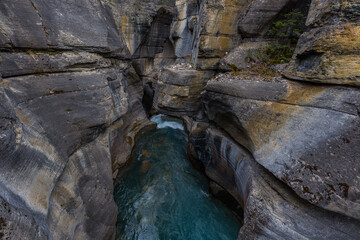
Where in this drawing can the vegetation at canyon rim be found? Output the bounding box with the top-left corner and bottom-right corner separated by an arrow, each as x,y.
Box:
247,9 -> 306,65
230,9 -> 306,79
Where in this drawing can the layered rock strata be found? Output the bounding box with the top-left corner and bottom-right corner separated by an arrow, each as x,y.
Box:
284,0 -> 360,85
152,66 -> 214,116
0,0 -> 360,239
188,124 -> 360,239
202,75 -> 360,220
0,0 -> 151,239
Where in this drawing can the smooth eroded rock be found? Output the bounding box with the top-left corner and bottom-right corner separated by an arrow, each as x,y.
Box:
203,76 -> 360,220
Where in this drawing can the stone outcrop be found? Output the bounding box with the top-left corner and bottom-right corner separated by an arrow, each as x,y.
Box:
187,124 -> 360,239
171,0 -> 200,59
196,0 -> 244,70
201,75 -> 360,220
184,0 -> 360,236
0,0 -> 151,239
219,41 -> 269,71
284,0 -> 360,86
238,0 -> 297,37
0,0 -> 130,57
151,66 -> 214,116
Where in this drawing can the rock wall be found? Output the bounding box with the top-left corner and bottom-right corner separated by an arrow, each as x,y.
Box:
284,0 -> 360,85
185,0 -> 360,239
0,0 -> 359,239
187,123 -> 360,239
0,0 -> 152,239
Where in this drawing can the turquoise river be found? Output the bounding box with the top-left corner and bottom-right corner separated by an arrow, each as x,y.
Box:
114,115 -> 241,240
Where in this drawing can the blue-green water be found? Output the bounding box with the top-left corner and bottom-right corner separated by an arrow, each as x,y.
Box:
114,115 -> 240,240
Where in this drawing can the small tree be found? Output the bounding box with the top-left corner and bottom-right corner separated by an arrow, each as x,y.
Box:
260,9 -> 306,65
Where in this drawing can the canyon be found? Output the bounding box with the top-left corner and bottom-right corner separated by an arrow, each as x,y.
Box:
0,0 -> 359,239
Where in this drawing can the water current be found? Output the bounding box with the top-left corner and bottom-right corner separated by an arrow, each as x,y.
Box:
114,115 -> 240,240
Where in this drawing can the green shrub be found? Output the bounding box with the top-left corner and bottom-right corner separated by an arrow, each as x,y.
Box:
255,9 -> 306,65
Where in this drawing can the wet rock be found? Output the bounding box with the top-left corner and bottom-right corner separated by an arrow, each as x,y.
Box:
109,67 -> 154,172
0,1 -> 152,238
140,161 -> 152,174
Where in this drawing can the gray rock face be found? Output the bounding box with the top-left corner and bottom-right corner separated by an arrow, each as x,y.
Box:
284,0 -> 360,86
171,0 -> 200,58
110,67 -> 155,173
131,7 -> 175,76
1,0 -> 360,239
110,0 -> 175,56
219,41 -> 269,71
0,0 -> 151,239
132,8 -> 174,59
188,124 -> 360,239
0,65 -> 130,238
0,0 -> 130,58
202,76 -> 360,220
0,197 -> 46,240
238,0 -> 297,37
306,0 -> 360,27
152,66 -> 214,116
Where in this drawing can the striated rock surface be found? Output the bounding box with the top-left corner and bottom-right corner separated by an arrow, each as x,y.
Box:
1,0 -> 360,239
196,0 -> 244,70
0,197 -> 46,240
219,41 -> 269,71
188,124 -> 360,239
171,0 -> 200,59
0,0 -> 130,57
0,0 -> 150,239
284,0 -> 360,86
238,0 -> 297,37
202,76 -> 360,220
152,66 -> 214,116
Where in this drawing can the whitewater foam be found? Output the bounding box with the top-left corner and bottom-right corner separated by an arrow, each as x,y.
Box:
150,114 -> 184,130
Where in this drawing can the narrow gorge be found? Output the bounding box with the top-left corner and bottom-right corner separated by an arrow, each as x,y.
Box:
0,0 -> 359,239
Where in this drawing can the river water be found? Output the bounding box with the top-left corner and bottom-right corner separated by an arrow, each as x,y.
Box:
114,115 -> 240,240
